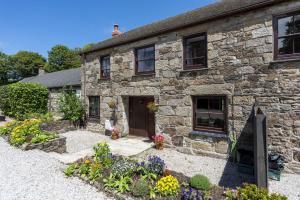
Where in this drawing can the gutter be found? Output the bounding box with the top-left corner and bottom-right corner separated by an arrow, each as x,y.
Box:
80,0 -> 285,55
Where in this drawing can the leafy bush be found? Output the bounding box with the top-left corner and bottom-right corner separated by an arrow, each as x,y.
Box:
131,179 -> 149,197
58,90 -> 85,123
0,85 -> 9,113
78,159 -> 91,177
136,162 -> 157,183
0,120 -> 20,136
89,162 -> 103,181
104,174 -> 132,193
9,119 -> 57,146
24,112 -> 54,124
93,142 -> 113,168
190,174 -> 211,191
156,175 -> 180,197
224,184 -> 287,200
111,158 -> 136,178
64,163 -> 78,177
1,83 -> 48,120
30,133 -> 57,144
147,155 -> 165,175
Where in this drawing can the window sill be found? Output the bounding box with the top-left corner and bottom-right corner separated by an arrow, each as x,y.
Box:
133,73 -> 155,77
87,117 -> 100,122
189,130 -> 228,139
180,68 -> 209,72
269,58 -> 300,69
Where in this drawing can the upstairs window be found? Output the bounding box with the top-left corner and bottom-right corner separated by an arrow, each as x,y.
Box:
100,55 -> 110,79
135,45 -> 155,74
88,96 -> 100,118
184,33 -> 207,69
193,96 -> 226,133
274,12 -> 300,60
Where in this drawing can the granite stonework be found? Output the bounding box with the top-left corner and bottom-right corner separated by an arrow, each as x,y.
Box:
81,1 -> 300,173
21,136 -> 66,153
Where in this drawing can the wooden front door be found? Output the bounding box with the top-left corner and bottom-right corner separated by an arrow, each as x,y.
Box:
129,96 -> 155,138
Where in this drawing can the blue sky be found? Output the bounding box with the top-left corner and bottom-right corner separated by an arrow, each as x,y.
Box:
0,0 -> 216,58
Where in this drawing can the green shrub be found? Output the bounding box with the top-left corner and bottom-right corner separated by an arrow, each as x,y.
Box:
64,163 -> 78,177
89,162 -> 103,181
24,112 -> 54,124
190,174 -> 211,191
237,184 -> 287,200
58,90 -> 85,123
131,179 -> 149,197
0,83 -> 48,120
30,133 -> 57,144
78,159 -> 91,176
0,86 -> 9,114
224,184 -> 287,200
0,120 -> 20,136
93,142 -> 113,168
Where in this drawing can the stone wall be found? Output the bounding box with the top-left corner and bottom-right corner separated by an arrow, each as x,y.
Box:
82,1 -> 300,173
22,136 -> 66,153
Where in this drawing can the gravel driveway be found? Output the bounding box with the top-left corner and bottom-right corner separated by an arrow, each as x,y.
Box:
0,138 -> 113,200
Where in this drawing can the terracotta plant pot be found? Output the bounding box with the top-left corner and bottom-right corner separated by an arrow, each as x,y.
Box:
111,134 -> 119,140
156,142 -> 164,150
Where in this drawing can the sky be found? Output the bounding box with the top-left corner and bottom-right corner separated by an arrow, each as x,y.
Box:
0,0 -> 216,58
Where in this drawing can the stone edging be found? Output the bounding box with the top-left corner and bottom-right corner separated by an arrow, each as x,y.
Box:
21,136 -> 67,153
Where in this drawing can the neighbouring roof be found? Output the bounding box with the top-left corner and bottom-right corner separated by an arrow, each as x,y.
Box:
81,0 -> 285,55
20,68 -> 81,88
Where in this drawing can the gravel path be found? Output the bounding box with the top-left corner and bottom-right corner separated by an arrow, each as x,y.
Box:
0,138 -> 114,200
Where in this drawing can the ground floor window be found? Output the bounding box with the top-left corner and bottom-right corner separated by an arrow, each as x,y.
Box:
193,96 -> 226,133
88,96 -> 100,118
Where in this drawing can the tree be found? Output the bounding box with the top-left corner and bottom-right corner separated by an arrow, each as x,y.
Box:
12,51 -> 46,78
45,45 -> 81,72
0,52 -> 10,85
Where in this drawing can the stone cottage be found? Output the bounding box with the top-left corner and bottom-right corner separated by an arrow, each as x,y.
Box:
80,0 -> 300,174
21,68 -> 81,116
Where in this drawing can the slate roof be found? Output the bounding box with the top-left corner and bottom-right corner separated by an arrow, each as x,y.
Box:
81,0 -> 285,55
20,68 -> 81,89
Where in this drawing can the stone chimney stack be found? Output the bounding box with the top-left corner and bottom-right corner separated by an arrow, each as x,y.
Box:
112,24 -> 121,37
38,65 -> 45,75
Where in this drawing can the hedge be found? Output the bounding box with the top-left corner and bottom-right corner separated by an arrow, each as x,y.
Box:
0,82 -> 48,120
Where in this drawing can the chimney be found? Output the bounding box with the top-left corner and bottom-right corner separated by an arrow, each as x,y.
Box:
112,24 -> 121,37
38,64 -> 45,75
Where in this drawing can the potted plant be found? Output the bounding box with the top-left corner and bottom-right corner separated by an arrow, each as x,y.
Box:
111,128 -> 120,140
108,100 -> 117,110
147,102 -> 159,113
152,134 -> 165,150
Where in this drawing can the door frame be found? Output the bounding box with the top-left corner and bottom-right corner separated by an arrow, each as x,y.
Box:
129,96 -> 155,138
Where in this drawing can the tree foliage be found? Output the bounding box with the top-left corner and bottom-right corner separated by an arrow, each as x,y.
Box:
0,52 -> 13,85
12,51 -> 46,77
0,82 -> 48,120
45,45 -> 81,72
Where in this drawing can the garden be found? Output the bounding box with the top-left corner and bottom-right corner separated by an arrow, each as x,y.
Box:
64,142 -> 287,200
0,82 -> 82,153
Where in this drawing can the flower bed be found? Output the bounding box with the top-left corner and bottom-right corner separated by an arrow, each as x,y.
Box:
64,142 -> 288,200
0,118 -> 66,153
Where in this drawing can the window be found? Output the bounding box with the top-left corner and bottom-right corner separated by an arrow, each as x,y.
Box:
100,55 -> 110,79
135,45 -> 155,74
193,96 -> 226,133
274,12 -> 300,60
88,96 -> 100,118
184,33 -> 207,69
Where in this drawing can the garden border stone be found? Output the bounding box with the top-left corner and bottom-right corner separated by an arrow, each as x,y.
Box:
21,136 -> 66,153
